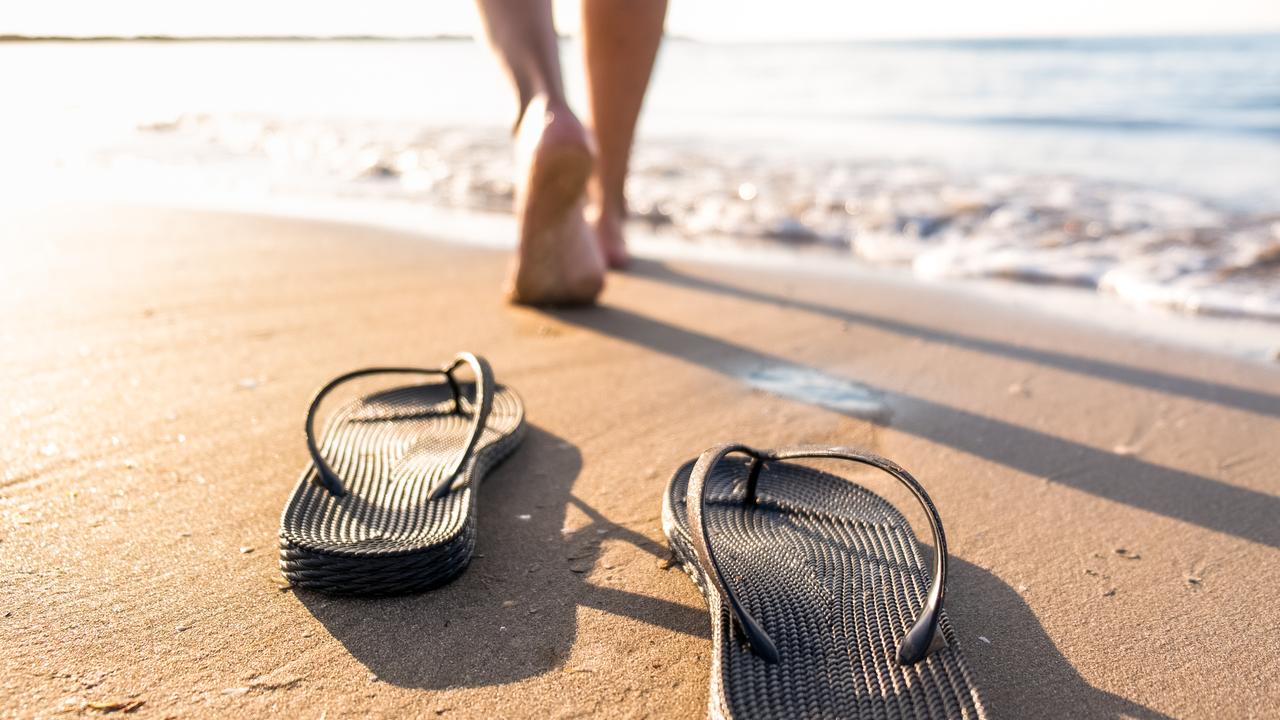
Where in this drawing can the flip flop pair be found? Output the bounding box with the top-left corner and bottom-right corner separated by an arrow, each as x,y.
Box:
278,355 -> 985,718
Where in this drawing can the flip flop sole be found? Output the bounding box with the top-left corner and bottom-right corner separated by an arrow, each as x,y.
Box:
663,455 -> 986,720
280,381 -> 524,595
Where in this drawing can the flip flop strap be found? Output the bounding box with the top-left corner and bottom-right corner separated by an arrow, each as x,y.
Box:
685,443 -> 948,666
304,352 -> 496,500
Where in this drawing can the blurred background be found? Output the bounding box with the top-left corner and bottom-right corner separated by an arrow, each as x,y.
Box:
3,0 -> 1279,325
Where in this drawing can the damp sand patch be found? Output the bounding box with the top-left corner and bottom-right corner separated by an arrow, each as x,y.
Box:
740,364 -> 891,422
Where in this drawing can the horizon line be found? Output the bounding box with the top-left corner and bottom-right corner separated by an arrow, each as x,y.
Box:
2,29 -> 1279,44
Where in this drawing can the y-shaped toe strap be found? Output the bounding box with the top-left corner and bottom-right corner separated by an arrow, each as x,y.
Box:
304,352 -> 495,500
685,443 -> 947,666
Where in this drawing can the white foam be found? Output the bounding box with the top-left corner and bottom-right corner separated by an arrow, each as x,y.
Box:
56,113 -> 1276,327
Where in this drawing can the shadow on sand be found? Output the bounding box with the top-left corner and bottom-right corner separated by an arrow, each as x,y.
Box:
629,259 -> 1280,421
298,425 -> 705,689
551,273 -> 1280,552
949,557 -> 1172,719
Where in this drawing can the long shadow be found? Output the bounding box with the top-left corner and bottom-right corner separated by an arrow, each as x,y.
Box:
298,425 -> 707,689
551,304 -> 1280,550
949,558 -> 1171,719
294,434 -> 1173,716
630,259 -> 1280,420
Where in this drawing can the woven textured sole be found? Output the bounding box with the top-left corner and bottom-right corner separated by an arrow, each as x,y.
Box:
279,381 -> 525,595
663,456 -> 987,720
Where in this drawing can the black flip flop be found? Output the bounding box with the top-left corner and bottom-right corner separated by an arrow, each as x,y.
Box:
663,443 -> 986,719
279,352 -> 525,595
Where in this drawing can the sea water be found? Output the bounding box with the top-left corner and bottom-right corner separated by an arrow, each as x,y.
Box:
2,35 -> 1278,321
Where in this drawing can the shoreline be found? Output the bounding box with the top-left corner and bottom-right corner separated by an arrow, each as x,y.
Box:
16,190 -> 1278,365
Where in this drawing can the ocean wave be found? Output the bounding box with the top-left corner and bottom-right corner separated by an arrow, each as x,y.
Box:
128,113 -> 1280,323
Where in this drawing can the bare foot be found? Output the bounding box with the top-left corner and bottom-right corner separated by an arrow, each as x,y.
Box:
506,96 -> 605,306
587,198 -> 630,270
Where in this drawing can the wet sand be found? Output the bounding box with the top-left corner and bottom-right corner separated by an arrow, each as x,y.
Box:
2,205 -> 1278,719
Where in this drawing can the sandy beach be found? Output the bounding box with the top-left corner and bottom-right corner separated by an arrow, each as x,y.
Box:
2,205 -> 1278,719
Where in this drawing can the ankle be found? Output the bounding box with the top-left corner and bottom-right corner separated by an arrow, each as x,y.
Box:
515,91 -> 572,132
588,182 -> 626,221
